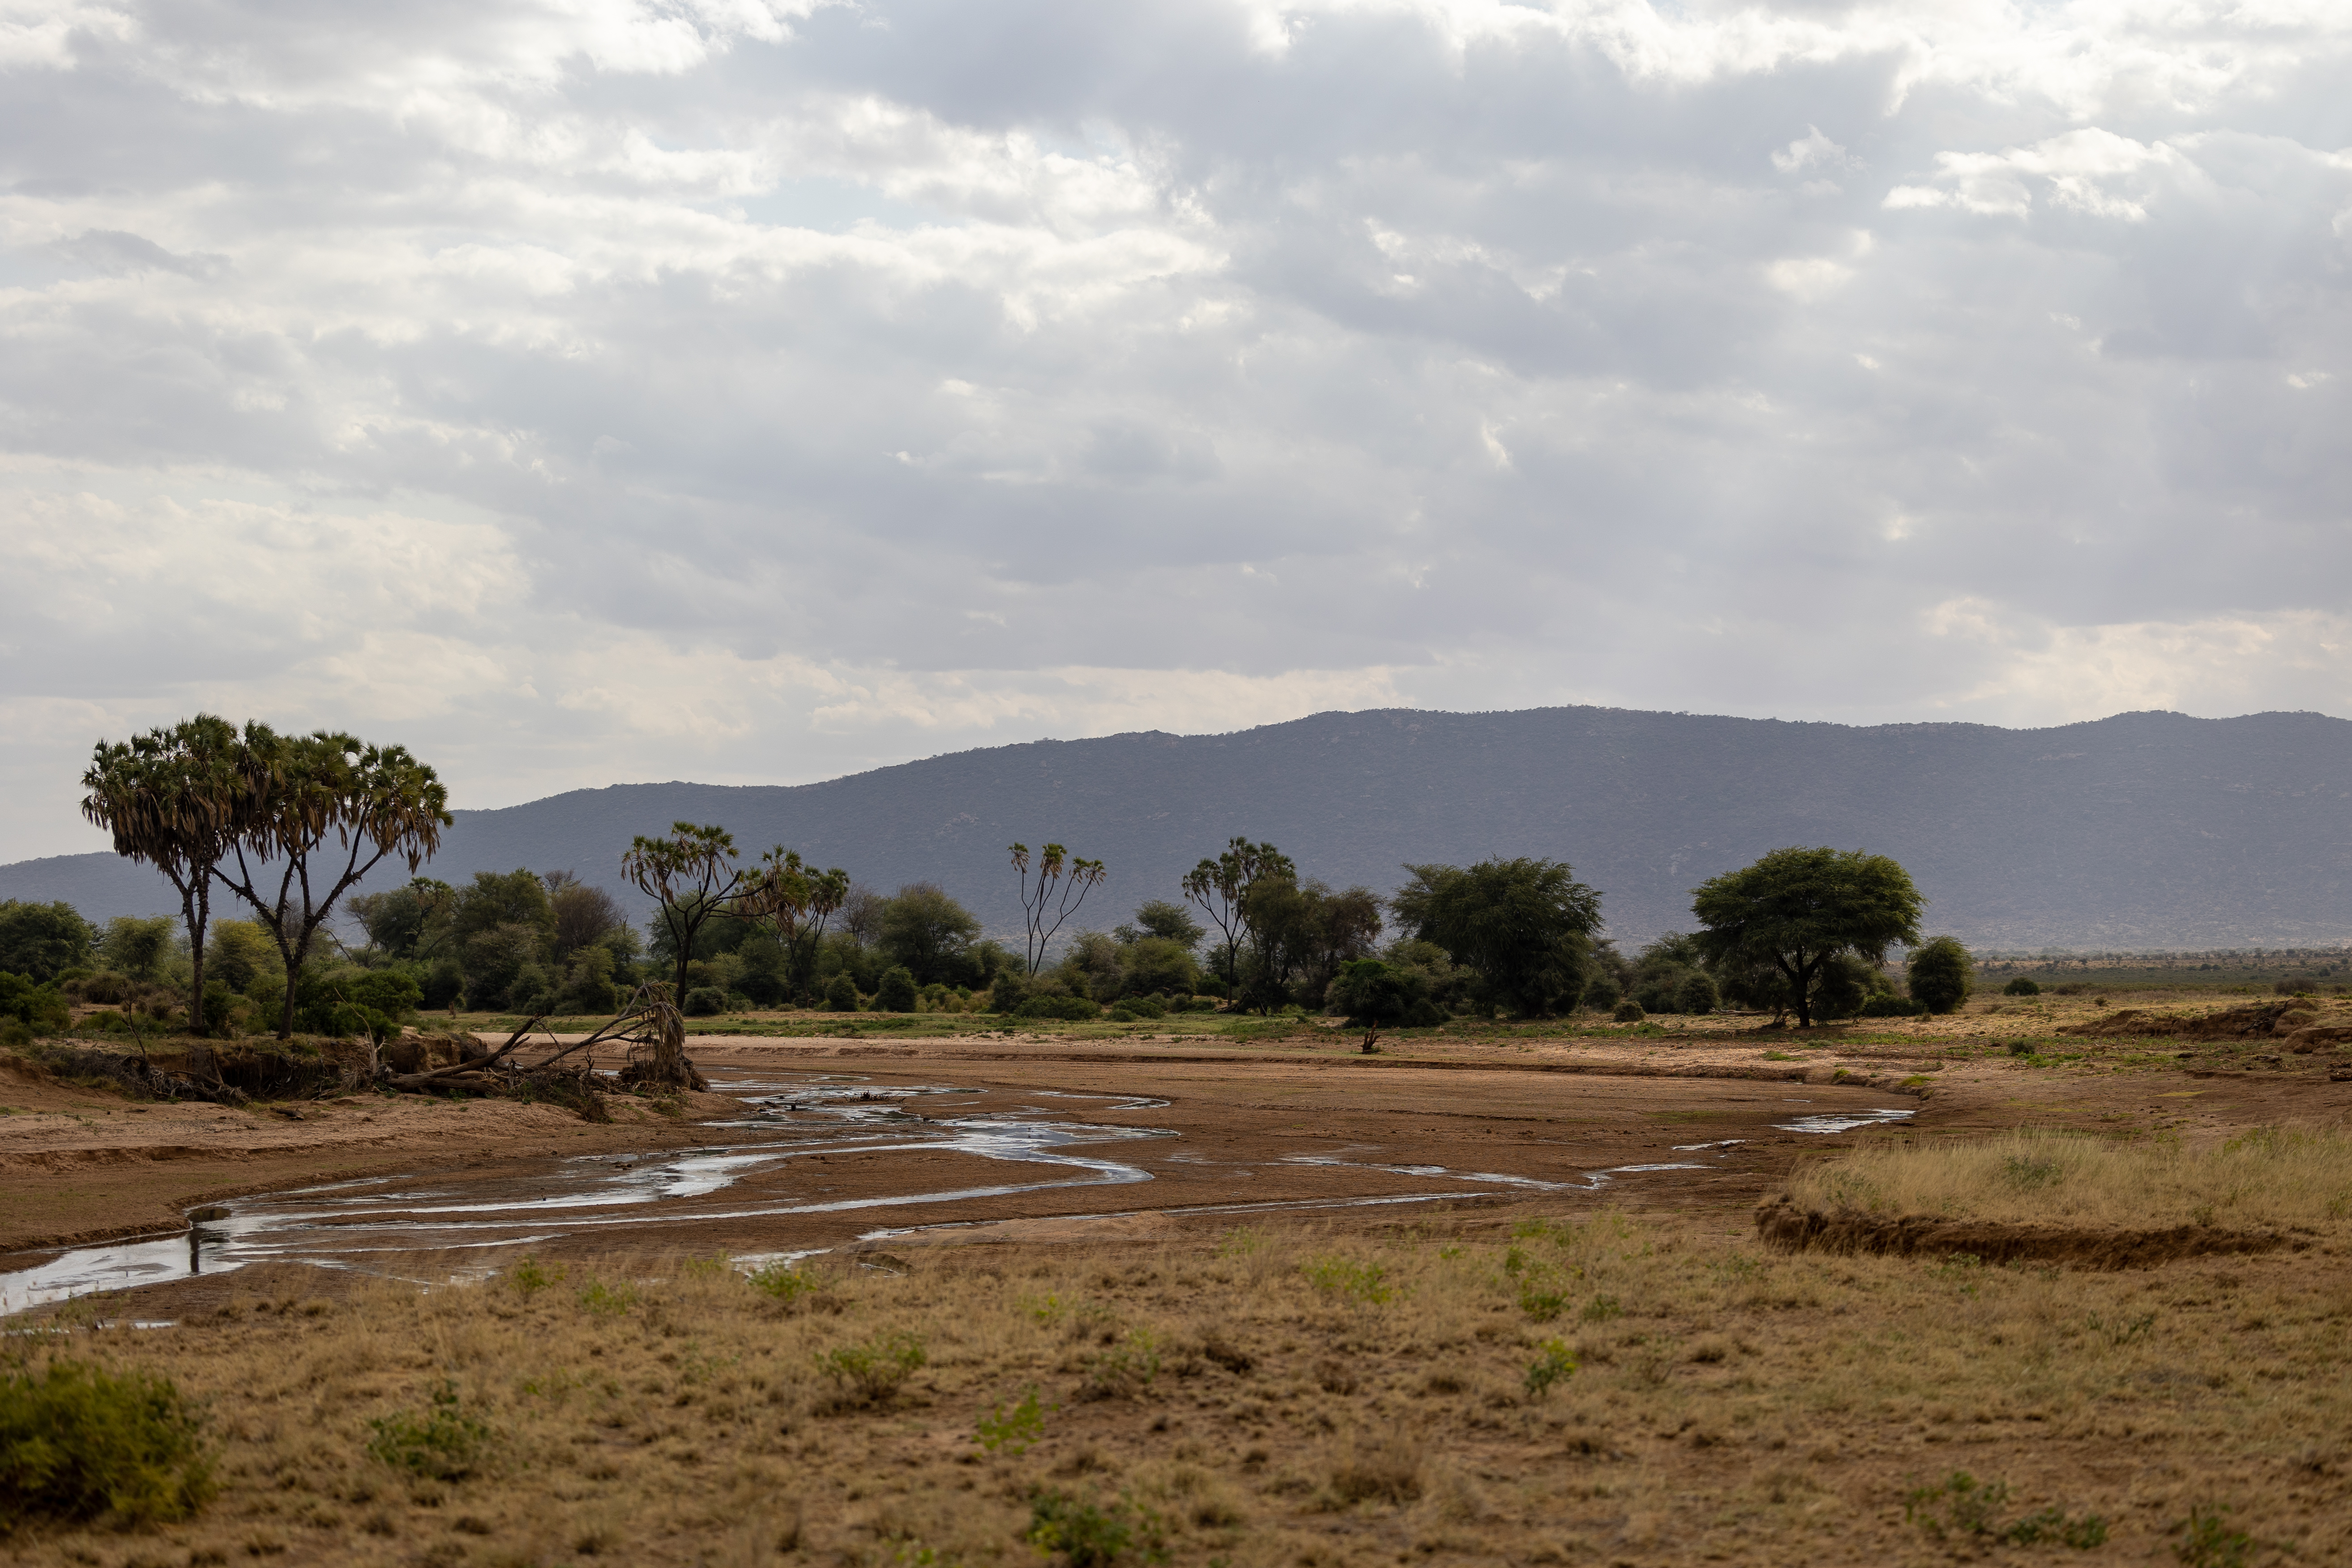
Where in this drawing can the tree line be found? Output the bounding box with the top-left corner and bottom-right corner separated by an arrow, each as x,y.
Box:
8,714 -> 1981,1046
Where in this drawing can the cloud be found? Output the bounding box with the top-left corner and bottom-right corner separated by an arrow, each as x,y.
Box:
1,0 -> 2350,860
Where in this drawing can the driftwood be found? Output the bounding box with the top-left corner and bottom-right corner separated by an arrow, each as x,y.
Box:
380,989 -> 702,1104
382,1016 -> 544,1091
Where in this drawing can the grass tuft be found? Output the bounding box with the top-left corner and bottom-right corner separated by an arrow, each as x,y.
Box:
0,1358 -> 214,1527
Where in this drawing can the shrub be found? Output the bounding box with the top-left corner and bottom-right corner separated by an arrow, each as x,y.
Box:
364,1381 -> 488,1480
975,1384 -> 1050,1455
1524,1339 -> 1578,1398
0,971 -> 71,1037
822,974 -> 861,1012
1858,993 -> 1928,1017
1017,993 -> 1102,1021
1300,1256 -> 1393,1305
1026,1488 -> 1164,1568
0,1359 -> 214,1526
682,986 -> 726,1017
873,965 -> 918,1013
815,1331 -> 926,1406
1611,1000 -> 1645,1023
1676,971 -> 1720,1014
2002,976 -> 2041,996
746,1261 -> 817,1306
1907,936 -> 1974,1014
507,1257 -> 565,1297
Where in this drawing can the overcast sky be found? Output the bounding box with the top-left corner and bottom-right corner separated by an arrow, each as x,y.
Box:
3,0 -> 2348,862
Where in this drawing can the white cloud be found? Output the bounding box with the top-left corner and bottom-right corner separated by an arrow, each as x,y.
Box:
3,0 -> 2352,860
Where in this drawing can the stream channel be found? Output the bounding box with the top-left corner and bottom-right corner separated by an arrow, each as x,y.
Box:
1,1072 -> 1912,1316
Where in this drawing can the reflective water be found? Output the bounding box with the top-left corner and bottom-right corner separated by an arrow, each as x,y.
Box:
0,1072 -> 1913,1313
1774,1108 -> 1916,1135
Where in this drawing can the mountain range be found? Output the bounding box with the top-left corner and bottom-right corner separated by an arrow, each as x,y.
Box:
5,705 -> 2348,951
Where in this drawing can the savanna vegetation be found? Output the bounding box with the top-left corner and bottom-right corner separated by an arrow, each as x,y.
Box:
8,1125 -> 2348,1566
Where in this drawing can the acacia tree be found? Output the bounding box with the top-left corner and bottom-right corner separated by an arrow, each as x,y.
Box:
1689,846 -> 1924,1028
623,822 -> 754,1007
214,726 -> 453,1040
746,847 -> 850,1004
81,715 -> 268,1034
1180,837 -> 1294,996
1009,842 -> 1107,975
1390,857 -> 1602,1018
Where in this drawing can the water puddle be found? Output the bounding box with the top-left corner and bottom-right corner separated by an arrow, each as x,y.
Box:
2,1071 -> 1861,1313
1774,1108 -> 1916,1134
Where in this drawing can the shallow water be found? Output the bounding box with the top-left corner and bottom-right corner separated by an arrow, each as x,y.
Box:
0,1073 -> 1911,1313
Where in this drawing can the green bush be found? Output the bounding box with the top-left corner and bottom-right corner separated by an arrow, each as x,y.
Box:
683,986 -> 726,1017
0,1359 -> 214,1526
1907,936 -> 1974,1015
1676,971 -> 1720,1014
1026,1487 -> 1164,1568
874,966 -> 919,1013
1859,993 -> 1929,1018
1016,993 -> 1101,1021
814,1331 -> 926,1406
1611,999 -> 1645,1023
822,974 -> 861,1012
0,971 -> 71,1037
364,1381 -> 488,1480
2002,976 -> 2041,996
1524,1339 -> 1578,1398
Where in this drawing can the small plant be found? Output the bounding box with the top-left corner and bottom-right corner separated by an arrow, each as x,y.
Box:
576,1278 -> 636,1316
815,1331 -> 927,1406
1215,1227 -> 1265,1259
364,1381 -> 489,1480
1523,1339 -> 1578,1398
1300,1256 -> 1393,1305
508,1256 -> 565,1297
747,1261 -> 815,1304
1026,1487 -> 1166,1568
975,1383 -> 1051,1455
2004,976 -> 2041,996
0,1359 -> 214,1525
1612,1000 -> 1645,1023
1579,1294 -> 1623,1323
1905,1471 -> 2107,1549
2175,1504 -> 2253,1568
1083,1331 -> 1163,1398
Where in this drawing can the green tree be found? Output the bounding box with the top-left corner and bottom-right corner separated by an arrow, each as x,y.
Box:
97,916 -> 176,981
1390,858 -> 1602,1018
0,901 -> 95,983
1325,957 -> 1435,1053
877,883 -> 984,986
80,714 -> 264,1030
1907,936 -> 1975,1015
1116,900 -> 1204,950
744,848 -> 850,1005
543,872 -> 625,956
623,822 -> 754,1009
348,876 -> 457,961
1180,838 -> 1294,997
1235,878 -> 1383,1013
874,965 -> 919,1012
1689,847 -> 1924,1029
210,727 -> 453,1040
1009,842 -> 1107,975
204,919 -> 280,993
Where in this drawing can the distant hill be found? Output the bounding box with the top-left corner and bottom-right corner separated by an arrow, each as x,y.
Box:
6,706 -> 2349,951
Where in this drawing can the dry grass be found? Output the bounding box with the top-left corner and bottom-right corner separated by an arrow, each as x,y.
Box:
1786,1126 -> 2352,1232
5,1207 -> 2351,1567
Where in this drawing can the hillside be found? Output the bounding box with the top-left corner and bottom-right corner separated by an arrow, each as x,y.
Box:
6,706 -> 2348,950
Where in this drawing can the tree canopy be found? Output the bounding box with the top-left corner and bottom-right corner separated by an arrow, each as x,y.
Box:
1689,847 -> 1924,1027
624,822 -> 753,1010
1390,858 -> 1601,1017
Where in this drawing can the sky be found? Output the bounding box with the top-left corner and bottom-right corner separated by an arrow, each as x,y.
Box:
3,0 -> 2349,863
